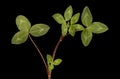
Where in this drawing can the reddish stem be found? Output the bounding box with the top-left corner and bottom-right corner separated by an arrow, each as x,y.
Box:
29,34 -> 64,79
47,35 -> 64,79
52,35 -> 64,60
28,35 -> 48,71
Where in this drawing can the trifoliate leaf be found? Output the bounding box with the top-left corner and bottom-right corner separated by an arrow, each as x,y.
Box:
81,29 -> 92,47
70,13 -> 80,25
88,22 -> 109,34
30,24 -> 50,37
16,15 -> 31,32
61,23 -> 68,36
69,25 -> 75,37
53,59 -> 62,66
81,6 -> 93,27
73,24 -> 84,31
52,13 -> 65,24
64,5 -> 73,21
11,31 -> 28,44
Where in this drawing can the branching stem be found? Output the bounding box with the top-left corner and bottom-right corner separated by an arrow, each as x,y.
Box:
29,34 -> 64,79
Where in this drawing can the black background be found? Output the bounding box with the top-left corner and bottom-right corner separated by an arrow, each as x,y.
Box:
1,0 -> 119,79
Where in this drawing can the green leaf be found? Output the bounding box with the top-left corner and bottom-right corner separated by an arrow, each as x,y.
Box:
16,15 -> 31,32
11,31 -> 28,44
64,5 -> 73,21
61,23 -> 68,36
69,25 -> 75,37
48,64 -> 54,71
81,29 -> 92,47
73,24 -> 84,31
52,13 -> 65,24
30,24 -> 50,37
88,22 -> 109,34
46,54 -> 53,62
81,6 -> 93,27
70,13 -> 80,25
46,54 -> 54,71
53,59 -> 62,66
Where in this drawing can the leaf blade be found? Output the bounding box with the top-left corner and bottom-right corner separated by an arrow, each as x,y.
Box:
11,31 -> 28,44
52,13 -> 65,24
88,22 -> 109,34
81,6 -> 93,27
53,59 -> 62,66
46,54 -> 54,71
81,29 -> 92,47
30,24 -> 50,37
69,25 -> 75,37
64,5 -> 73,21
16,15 -> 31,32
61,23 -> 68,36
70,13 -> 80,25
73,24 -> 84,32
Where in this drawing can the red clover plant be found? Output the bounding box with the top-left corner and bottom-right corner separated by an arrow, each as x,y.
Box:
11,5 -> 108,79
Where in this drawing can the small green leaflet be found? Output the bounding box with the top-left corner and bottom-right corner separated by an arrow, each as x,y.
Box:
46,54 -> 54,71
16,15 -> 31,32
30,24 -> 50,37
46,54 -> 62,71
81,29 -> 92,47
11,31 -> 28,44
64,5 -> 73,21
70,13 -> 80,25
81,6 -> 93,27
52,13 -> 65,24
73,24 -> 84,32
46,54 -> 52,62
88,22 -> 109,34
53,59 -> 62,66
61,24 -> 68,36
69,25 -> 75,37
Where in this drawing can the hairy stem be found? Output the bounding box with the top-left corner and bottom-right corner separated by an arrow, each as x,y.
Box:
28,35 -> 47,69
